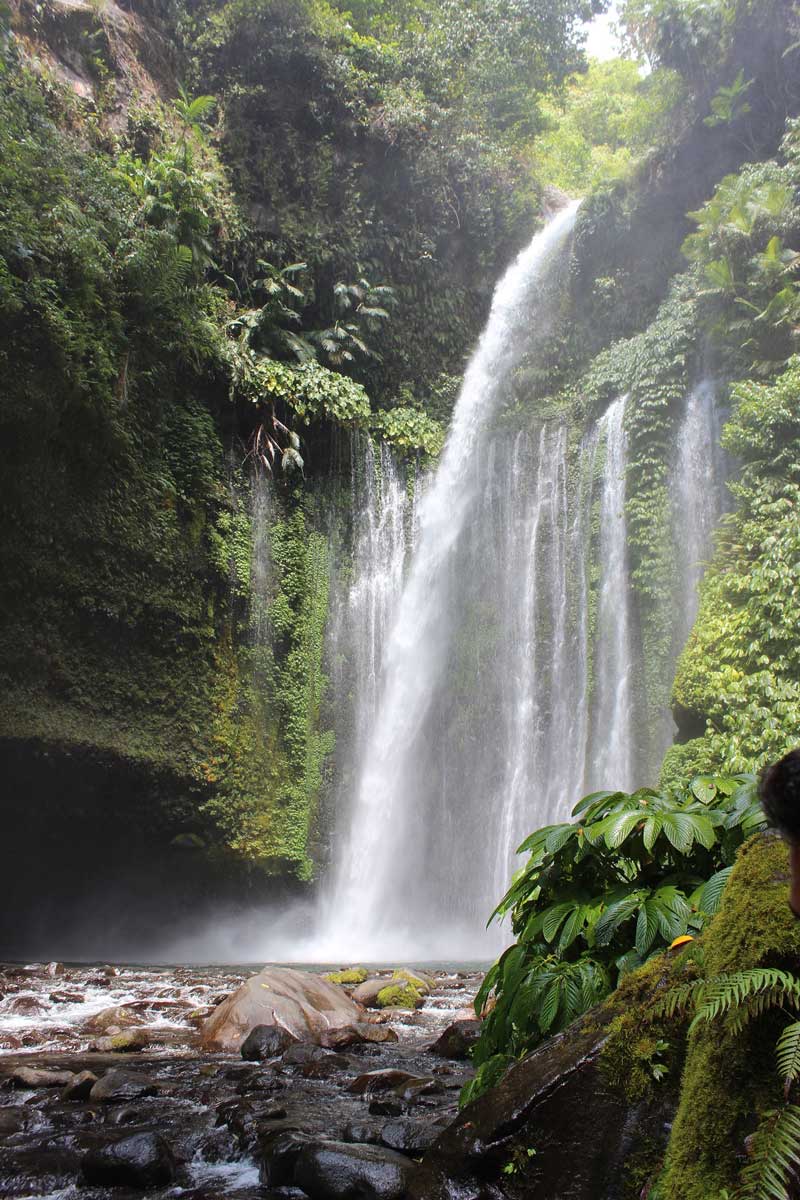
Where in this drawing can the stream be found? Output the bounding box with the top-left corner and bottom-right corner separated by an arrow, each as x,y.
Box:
0,961 -> 482,1199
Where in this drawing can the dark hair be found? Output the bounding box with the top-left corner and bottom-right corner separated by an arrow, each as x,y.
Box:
760,749 -> 800,841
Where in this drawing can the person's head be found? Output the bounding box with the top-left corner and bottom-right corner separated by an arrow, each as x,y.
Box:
760,749 -> 800,841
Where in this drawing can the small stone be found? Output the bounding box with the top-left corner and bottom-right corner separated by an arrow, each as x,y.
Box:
81,1131 -> 175,1188
62,1070 -> 98,1101
241,1024 -> 297,1061
369,1100 -> 404,1118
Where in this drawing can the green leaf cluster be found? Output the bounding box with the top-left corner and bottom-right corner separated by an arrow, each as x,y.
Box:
465,773 -> 764,1103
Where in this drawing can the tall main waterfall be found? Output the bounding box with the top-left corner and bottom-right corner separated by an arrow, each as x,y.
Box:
304,219 -> 729,962
317,205 -> 582,959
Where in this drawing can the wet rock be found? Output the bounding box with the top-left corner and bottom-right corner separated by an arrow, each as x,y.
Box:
7,994 -> 47,1015
396,1077 -> 445,1104
282,1043 -> 337,1067
407,1019 -> 633,1200
360,1025 -> 399,1045
216,1099 -> 260,1151
45,962 -> 64,977
380,1119 -> 440,1156
351,978 -> 390,1007
429,1019 -> 481,1060
0,1033 -> 22,1050
11,1066 -> 75,1088
104,1104 -> 145,1126
86,1005 -> 144,1032
242,1023 -> 298,1061
49,990 -> 85,1004
62,1070 -> 99,1101
319,1025 -> 368,1050
260,1129 -> 316,1188
300,1057 -> 351,1081
89,1068 -> 159,1102
0,1105 -> 32,1135
342,1122 -> 383,1145
260,1101 -> 289,1121
81,1131 -> 176,1188
89,1030 -> 148,1053
368,1100 -> 404,1118
200,967 -> 363,1053
294,1139 -> 417,1200
347,1070 -> 420,1096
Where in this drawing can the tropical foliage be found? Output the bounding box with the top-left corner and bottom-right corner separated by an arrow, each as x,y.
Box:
463,773 -> 764,1104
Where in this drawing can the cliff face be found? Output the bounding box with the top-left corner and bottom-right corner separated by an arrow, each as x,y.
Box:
1,0 -> 800,950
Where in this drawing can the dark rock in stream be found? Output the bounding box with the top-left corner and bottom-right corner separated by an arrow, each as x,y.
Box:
380,1119 -> 441,1155
294,1140 -> 418,1200
260,1130 -> 317,1188
81,1131 -> 176,1188
11,1066 -> 74,1088
62,1070 -> 98,1101
89,1068 -> 159,1102
429,1020 -> 481,1060
242,1024 -> 298,1061
347,1069 -> 419,1095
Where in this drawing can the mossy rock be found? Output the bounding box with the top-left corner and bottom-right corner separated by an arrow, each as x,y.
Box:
324,968 -> 369,986
659,832 -> 800,1200
376,983 -> 424,1010
391,969 -> 432,994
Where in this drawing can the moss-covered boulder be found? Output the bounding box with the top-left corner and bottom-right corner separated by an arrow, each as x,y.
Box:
323,968 -> 369,986
659,831 -> 800,1200
376,983 -> 424,1010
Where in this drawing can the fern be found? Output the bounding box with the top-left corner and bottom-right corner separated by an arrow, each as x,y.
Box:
776,1023 -> 800,1087
690,969 -> 800,1032
738,1106 -> 800,1199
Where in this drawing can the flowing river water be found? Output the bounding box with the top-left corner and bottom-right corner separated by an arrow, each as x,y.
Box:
0,959 -> 482,1199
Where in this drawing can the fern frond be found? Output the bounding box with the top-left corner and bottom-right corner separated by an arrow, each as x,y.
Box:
653,978 -> 706,1020
690,970 -> 800,1032
777,1022 -> 800,1086
738,1105 -> 800,1199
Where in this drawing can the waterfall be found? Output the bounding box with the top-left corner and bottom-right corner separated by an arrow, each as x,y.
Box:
314,204 -> 581,960
300,229 -> 730,964
671,380 -> 727,646
325,435 -> 414,865
589,396 -> 636,791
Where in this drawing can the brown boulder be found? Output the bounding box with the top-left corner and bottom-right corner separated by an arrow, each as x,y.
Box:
199,967 -> 363,1053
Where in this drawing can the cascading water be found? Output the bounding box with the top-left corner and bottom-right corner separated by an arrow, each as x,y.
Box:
315,204 -> 582,959
303,237 -> 731,963
671,379 -> 727,646
325,434 -> 415,863
589,396 -> 637,792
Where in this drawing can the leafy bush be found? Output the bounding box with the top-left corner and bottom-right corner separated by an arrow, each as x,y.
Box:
463,773 -> 764,1104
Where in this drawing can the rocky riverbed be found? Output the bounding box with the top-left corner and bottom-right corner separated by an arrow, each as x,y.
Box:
0,961 -> 482,1199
